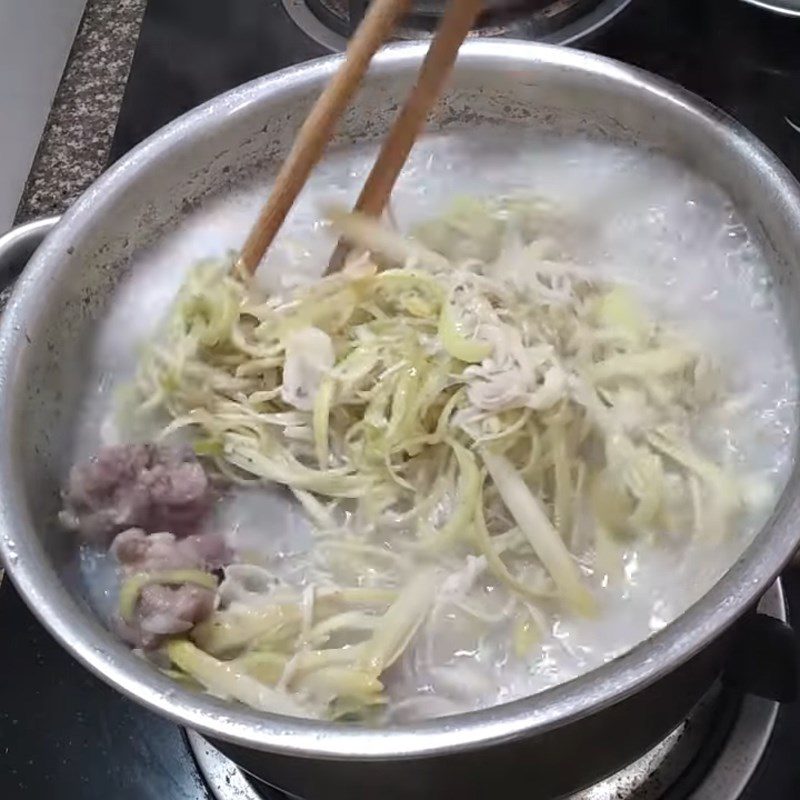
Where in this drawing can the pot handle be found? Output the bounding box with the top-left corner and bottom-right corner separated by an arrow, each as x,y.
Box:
0,217 -> 61,293
723,612 -> 798,702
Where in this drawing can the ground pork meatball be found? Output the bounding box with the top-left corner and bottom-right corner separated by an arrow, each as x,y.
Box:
110,527 -> 230,649
110,528 -> 229,573
60,443 -> 213,543
116,584 -> 217,649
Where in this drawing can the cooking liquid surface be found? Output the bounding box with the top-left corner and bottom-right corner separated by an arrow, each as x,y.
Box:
76,129 -> 798,719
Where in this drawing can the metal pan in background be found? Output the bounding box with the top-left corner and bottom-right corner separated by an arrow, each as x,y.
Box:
740,0 -> 800,17
2,41 -> 800,800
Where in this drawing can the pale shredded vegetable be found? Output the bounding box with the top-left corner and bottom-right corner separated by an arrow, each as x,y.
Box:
123,196 -> 758,721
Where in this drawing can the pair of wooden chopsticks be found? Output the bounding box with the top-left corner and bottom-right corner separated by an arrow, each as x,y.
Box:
236,0 -> 483,278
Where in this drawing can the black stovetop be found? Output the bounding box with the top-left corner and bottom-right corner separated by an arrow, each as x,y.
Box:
2,0 -> 800,798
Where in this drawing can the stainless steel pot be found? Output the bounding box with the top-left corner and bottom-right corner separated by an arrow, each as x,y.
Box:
1,41 -> 800,800
290,0 -> 633,51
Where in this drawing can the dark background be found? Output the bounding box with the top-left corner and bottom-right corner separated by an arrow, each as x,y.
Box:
2,0 -> 800,797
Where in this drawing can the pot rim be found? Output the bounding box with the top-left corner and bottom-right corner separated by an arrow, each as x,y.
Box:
1,39 -> 800,761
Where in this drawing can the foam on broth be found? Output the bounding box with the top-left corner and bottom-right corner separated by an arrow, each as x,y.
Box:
75,129 -> 798,719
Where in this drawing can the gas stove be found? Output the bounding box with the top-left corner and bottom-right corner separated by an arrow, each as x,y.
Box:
2,0 -> 800,798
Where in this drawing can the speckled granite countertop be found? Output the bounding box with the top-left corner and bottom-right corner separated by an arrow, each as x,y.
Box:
0,0 -> 146,314
14,0 -> 147,224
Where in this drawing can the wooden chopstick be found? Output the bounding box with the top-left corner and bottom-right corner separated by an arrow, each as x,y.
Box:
236,0 -> 412,277
328,0 -> 483,273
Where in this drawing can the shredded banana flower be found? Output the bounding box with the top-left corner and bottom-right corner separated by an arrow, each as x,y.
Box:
124,196 -> 755,721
